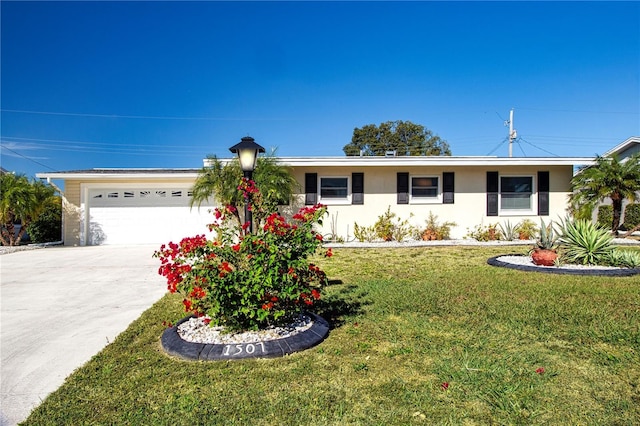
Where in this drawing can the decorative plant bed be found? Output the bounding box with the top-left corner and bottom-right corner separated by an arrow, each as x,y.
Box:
488,254 -> 640,277
161,312 -> 330,361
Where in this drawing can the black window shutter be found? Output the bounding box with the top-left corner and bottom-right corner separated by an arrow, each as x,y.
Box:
352,172 -> 364,205
305,173 -> 317,205
538,171 -> 550,216
443,172 -> 455,204
397,172 -> 409,204
487,171 -> 499,216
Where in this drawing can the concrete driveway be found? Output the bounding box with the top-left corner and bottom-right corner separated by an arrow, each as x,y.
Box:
0,244 -> 167,426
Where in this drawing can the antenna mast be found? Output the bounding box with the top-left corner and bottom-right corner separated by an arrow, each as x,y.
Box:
507,108 -> 517,157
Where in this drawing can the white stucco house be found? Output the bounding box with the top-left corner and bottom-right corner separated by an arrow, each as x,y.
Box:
36,144 -> 609,245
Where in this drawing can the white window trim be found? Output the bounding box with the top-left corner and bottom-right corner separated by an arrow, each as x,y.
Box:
498,175 -> 536,215
410,175 -> 442,204
318,176 -> 351,205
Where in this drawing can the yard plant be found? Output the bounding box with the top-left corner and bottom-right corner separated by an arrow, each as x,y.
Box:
23,245 -> 640,425
154,178 -> 331,331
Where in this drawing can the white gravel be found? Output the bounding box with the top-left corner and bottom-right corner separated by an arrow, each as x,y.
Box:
496,255 -> 622,270
177,314 -> 313,344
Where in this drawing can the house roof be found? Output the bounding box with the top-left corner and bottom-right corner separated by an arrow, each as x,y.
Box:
36,156 -> 596,180
603,136 -> 640,158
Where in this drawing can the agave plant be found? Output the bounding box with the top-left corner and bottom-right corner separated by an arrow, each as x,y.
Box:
535,219 -> 558,250
606,249 -> 640,268
555,217 -> 614,265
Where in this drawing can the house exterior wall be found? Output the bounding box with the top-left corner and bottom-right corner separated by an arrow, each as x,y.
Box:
48,161 -> 580,245
291,165 -> 573,240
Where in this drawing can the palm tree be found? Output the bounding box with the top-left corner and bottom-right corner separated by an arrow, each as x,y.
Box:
190,150 -> 299,227
0,173 -> 58,245
569,153 -> 640,232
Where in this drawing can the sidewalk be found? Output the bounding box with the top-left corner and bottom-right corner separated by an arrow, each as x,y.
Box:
0,245 -> 167,426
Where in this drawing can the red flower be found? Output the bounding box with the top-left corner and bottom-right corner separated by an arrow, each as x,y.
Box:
311,289 -> 321,300
262,302 -> 274,310
203,318 -> 211,325
218,261 -> 233,277
441,382 -> 449,391
536,367 -> 545,374
182,299 -> 192,312
315,233 -> 323,241
325,248 -> 333,258
232,243 -> 241,252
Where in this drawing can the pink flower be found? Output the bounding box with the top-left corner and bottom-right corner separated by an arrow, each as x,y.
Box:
536,367 -> 545,374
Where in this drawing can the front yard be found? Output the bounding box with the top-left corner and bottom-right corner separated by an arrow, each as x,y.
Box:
23,246 -> 640,425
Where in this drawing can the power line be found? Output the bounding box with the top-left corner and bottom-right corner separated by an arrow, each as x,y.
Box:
0,109 -> 294,121
0,145 -> 59,172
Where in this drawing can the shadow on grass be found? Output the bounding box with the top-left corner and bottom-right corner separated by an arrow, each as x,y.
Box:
314,282 -> 369,330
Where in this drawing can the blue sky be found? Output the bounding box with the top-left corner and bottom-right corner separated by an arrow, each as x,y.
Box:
1,1 -> 639,179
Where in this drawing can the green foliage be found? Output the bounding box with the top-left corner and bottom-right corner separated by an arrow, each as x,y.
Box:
623,203 -> 640,229
190,150 -> 299,226
26,197 -> 62,243
373,206 -> 414,241
420,212 -> 456,240
555,217 -> 614,265
498,220 -> 517,241
535,219 -> 558,250
353,222 -> 377,242
154,178 -> 331,331
0,173 -> 57,246
343,120 -> 451,156
514,219 -> 538,240
465,223 -> 500,241
597,205 -> 613,229
570,153 -> 640,231
606,248 -> 640,268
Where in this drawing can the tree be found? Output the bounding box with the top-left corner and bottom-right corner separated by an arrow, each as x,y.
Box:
0,173 -> 58,246
569,153 -> 640,232
343,120 -> 451,156
190,150 -> 300,226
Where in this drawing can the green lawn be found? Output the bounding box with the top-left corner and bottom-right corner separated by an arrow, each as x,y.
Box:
23,246 -> 640,425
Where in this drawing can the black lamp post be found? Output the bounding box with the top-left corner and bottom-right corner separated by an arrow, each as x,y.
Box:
229,136 -> 265,233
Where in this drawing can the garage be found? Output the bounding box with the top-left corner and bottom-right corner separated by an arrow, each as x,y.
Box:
85,185 -> 216,245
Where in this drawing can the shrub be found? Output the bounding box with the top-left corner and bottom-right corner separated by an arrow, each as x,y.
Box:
555,217 -> 614,265
465,223 -> 500,241
420,212 -> 456,240
623,203 -> 640,230
597,205 -> 613,229
353,222 -> 377,242
373,206 -> 414,242
514,219 -> 538,240
26,198 -> 62,243
154,178 -> 331,332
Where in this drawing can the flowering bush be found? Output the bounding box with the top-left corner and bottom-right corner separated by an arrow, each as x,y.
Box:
154,178 -> 332,331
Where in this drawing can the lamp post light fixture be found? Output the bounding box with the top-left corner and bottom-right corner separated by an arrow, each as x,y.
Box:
229,136 -> 265,233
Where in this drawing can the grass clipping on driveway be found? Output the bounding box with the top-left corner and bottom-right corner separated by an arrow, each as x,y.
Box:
24,246 -> 640,425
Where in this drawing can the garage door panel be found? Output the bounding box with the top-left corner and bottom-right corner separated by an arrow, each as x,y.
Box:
87,187 -> 216,245
89,206 -> 215,245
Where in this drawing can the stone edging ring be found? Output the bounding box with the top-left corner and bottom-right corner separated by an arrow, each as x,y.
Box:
161,312 -> 330,361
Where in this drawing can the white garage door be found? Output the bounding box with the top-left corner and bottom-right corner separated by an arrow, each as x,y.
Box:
87,187 -> 216,245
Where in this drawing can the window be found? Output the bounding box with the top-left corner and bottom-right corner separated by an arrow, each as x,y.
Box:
500,176 -> 533,210
319,177 -> 349,203
410,176 -> 439,202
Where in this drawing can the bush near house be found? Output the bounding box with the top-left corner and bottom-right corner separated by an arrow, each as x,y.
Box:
26,198 -> 62,243
623,203 -> 640,230
596,205 -> 613,230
